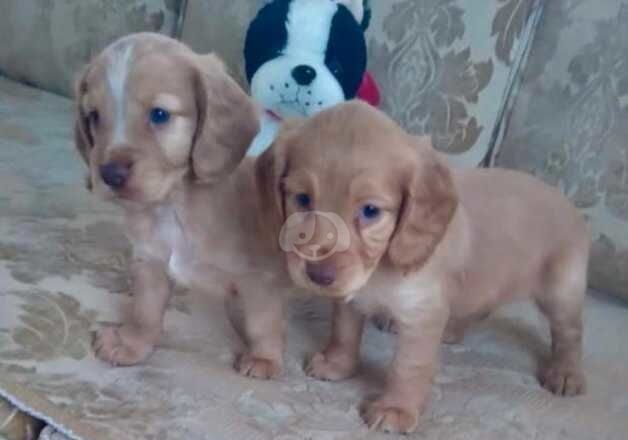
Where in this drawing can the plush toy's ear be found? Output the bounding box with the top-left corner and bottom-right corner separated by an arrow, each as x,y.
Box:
327,4 -> 367,99
244,0 -> 291,84
361,0 -> 372,30
334,0 -> 371,29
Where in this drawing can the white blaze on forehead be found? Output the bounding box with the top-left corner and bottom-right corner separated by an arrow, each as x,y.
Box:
286,0 -> 337,57
106,42 -> 135,144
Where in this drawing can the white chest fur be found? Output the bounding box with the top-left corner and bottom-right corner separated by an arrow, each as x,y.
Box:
131,206 -> 194,285
350,269 -> 444,326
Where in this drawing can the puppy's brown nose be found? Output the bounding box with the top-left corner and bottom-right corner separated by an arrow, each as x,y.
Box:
306,262 -> 336,287
99,161 -> 132,189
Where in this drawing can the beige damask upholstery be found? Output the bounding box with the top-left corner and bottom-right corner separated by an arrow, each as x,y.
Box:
181,0 -> 541,166
0,0 -> 183,97
494,0 -> 628,300
0,70 -> 624,440
0,1 -> 627,438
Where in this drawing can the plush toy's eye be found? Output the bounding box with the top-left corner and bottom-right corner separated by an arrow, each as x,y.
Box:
149,107 -> 171,125
295,193 -> 311,209
327,60 -> 344,77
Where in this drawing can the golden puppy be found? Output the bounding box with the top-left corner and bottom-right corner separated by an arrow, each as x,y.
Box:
75,33 -> 291,378
257,101 -> 589,433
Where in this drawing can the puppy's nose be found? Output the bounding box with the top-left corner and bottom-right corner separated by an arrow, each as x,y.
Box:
306,262 -> 336,287
292,65 -> 317,86
99,161 -> 132,189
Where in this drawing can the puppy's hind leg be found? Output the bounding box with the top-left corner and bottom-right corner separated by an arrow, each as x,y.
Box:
535,250 -> 587,396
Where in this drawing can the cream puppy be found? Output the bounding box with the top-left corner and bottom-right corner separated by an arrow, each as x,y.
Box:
75,33 -> 292,379
257,101 -> 589,433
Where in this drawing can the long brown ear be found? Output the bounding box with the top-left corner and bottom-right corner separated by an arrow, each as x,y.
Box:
388,136 -> 458,273
73,67 -> 94,190
73,68 -> 92,165
191,54 -> 260,183
254,119 -> 303,250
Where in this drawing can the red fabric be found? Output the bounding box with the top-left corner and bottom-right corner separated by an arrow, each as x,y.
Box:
356,71 -> 381,107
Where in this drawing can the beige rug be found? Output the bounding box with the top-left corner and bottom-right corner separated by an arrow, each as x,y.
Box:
1,75 -> 628,440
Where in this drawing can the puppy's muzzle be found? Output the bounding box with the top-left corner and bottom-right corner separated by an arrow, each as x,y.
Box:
306,262 -> 336,287
99,161 -> 132,189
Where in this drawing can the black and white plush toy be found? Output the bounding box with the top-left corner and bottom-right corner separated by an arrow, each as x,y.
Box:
244,0 -> 379,155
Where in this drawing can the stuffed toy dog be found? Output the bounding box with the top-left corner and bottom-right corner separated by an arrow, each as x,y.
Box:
245,0 -> 380,155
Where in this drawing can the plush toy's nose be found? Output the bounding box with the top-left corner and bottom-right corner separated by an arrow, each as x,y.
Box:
292,65 -> 317,86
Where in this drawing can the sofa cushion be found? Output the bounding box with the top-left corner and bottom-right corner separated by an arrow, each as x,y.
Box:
493,0 -> 628,300
0,0 -> 183,98
181,0 -> 540,166
0,76 -> 96,219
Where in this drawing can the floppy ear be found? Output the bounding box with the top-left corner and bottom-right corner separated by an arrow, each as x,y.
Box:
255,119 -> 303,250
191,54 -> 260,183
73,68 -> 94,190
388,136 -> 458,273
73,68 -> 92,165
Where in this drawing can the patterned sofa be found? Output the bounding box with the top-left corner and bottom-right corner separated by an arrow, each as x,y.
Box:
1,1 -> 627,439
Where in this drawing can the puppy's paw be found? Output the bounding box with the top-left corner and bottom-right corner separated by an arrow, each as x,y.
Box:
539,364 -> 587,396
305,351 -> 357,381
360,398 -> 419,434
93,326 -> 155,366
371,314 -> 398,334
236,353 -> 282,380
442,325 -> 465,345
539,363 -> 586,396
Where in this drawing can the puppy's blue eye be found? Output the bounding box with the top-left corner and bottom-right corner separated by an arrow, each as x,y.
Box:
361,204 -> 380,220
295,193 -> 311,208
149,107 -> 170,125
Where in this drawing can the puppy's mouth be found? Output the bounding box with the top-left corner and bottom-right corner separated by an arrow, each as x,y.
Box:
94,174 -> 140,202
286,259 -> 358,300
100,185 -> 139,203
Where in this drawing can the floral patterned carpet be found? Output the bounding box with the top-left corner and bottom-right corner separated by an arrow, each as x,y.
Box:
1,75 -> 627,440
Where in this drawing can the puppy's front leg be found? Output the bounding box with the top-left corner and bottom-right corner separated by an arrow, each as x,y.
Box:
306,301 -> 364,381
362,298 -> 448,434
94,259 -> 171,366
233,283 -> 285,380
